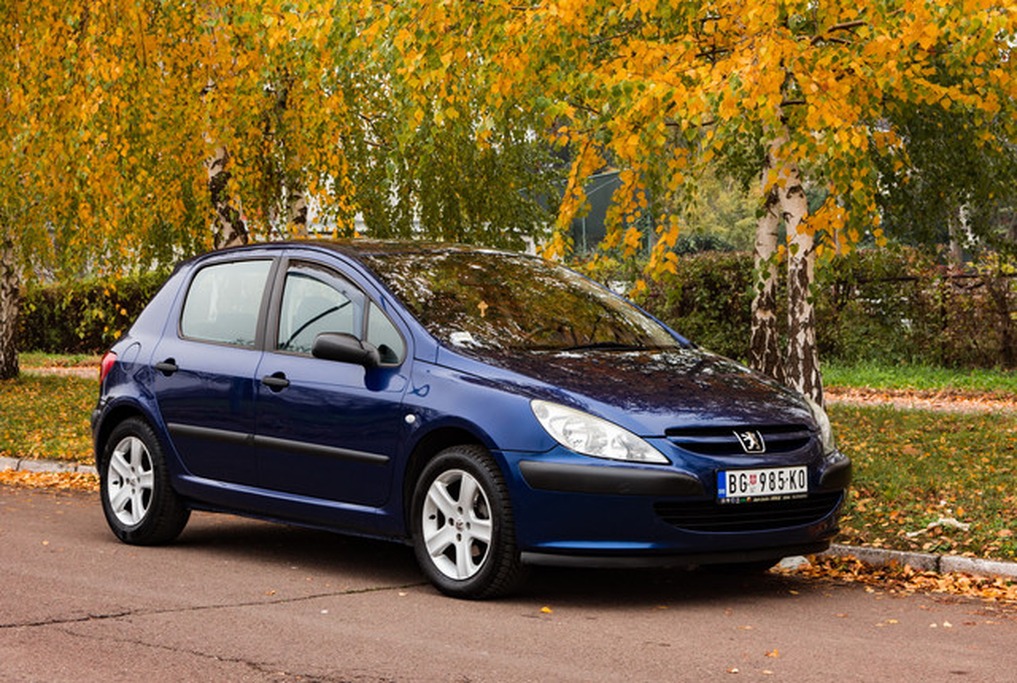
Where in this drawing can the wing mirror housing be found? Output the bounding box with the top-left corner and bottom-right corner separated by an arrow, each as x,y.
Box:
312,332 -> 380,368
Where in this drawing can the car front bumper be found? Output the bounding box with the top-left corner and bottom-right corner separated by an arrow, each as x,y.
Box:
503,449 -> 847,566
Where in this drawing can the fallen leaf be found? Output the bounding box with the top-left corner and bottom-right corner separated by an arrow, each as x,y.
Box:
540,606 -> 553,614
0,470 -> 99,492
780,555 -> 1017,604
765,649 -> 780,658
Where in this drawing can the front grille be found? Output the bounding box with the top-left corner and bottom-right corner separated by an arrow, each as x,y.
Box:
665,424 -> 812,456
654,491 -> 843,532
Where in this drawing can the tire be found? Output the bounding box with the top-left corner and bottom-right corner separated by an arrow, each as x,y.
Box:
411,445 -> 526,599
99,417 -> 190,545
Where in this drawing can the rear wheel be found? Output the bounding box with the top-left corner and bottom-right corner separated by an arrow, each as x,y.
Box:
100,417 -> 189,545
411,445 -> 525,599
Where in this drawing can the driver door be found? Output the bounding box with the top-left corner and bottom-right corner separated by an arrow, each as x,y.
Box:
253,259 -> 409,508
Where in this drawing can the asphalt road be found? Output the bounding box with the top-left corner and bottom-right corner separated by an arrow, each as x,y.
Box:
2,486 -> 1015,682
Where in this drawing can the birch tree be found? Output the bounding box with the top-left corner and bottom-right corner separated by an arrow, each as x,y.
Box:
0,1 -> 356,376
876,102 -> 1017,259
0,1 -> 564,376
370,0 -> 1017,401
5,1 -> 1016,393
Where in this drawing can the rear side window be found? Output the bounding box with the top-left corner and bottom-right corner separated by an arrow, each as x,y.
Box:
180,260 -> 272,347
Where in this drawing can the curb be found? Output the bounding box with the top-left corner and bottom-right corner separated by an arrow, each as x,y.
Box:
821,543 -> 1017,581
3,456 -> 1016,582
0,456 -> 97,477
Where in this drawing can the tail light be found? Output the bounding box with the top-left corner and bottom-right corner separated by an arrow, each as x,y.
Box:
99,351 -> 118,384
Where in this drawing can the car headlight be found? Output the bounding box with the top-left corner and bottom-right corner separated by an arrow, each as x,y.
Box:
804,396 -> 837,455
530,400 -> 670,464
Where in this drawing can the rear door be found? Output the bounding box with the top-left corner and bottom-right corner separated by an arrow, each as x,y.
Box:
253,258 -> 410,507
151,257 -> 275,486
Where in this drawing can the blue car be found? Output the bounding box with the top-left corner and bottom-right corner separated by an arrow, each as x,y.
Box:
93,240 -> 850,598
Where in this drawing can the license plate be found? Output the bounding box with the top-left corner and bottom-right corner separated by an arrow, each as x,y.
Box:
717,466 -> 808,503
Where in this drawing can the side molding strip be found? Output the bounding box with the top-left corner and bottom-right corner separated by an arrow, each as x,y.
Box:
167,423 -> 390,465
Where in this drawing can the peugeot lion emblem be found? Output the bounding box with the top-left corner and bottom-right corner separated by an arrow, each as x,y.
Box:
734,430 -> 766,454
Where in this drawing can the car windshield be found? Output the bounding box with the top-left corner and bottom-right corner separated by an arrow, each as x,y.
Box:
362,250 -> 683,353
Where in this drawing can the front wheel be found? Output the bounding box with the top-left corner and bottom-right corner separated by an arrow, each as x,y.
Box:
100,417 -> 190,545
411,445 -> 525,599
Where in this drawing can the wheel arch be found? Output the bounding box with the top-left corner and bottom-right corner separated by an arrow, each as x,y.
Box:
93,401 -> 162,469
401,426 -> 490,531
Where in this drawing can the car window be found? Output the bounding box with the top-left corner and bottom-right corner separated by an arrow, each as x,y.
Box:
277,262 -> 364,354
180,260 -> 272,346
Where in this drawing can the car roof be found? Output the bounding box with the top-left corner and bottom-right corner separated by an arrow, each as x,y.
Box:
215,239 -> 515,260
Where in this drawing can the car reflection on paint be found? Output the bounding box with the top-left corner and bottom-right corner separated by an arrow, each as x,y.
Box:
92,240 -> 850,599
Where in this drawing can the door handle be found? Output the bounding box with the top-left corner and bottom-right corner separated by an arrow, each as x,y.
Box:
261,372 -> 290,391
154,359 -> 178,376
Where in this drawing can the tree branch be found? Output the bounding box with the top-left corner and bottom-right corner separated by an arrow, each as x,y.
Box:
811,19 -> 868,46
590,22 -> 643,47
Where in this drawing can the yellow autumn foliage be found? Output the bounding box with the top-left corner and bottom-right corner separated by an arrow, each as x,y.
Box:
1,0 -> 1014,275
364,0 -> 1017,266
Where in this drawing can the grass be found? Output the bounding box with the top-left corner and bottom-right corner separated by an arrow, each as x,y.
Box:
0,373 -> 95,463
829,404 -> 1016,561
19,352 -> 102,369
824,361 -> 1017,394
2,356 -> 1015,561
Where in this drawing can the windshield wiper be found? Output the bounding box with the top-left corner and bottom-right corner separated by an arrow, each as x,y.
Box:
558,341 -> 650,352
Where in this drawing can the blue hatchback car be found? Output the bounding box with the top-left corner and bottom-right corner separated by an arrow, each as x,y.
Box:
93,240 -> 850,598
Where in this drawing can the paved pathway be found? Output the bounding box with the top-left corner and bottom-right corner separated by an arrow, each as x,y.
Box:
826,386 -> 1017,413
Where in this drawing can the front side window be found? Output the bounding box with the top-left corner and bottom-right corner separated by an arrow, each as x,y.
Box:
277,262 -> 363,355
180,260 -> 272,347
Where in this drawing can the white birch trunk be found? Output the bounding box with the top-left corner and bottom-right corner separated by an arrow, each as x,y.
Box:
207,146 -> 248,249
947,205 -> 971,267
287,183 -> 309,238
750,189 -> 783,383
780,164 -> 823,405
0,233 -> 20,380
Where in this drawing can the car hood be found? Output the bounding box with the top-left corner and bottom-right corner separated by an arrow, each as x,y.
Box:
440,346 -> 814,436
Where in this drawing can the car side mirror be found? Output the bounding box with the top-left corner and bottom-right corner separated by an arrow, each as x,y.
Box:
311,332 -> 380,368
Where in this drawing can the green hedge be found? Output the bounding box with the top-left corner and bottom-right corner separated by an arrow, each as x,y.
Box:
816,249 -> 1017,368
17,270 -> 171,354
642,248 -> 1017,369
641,251 -> 755,360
